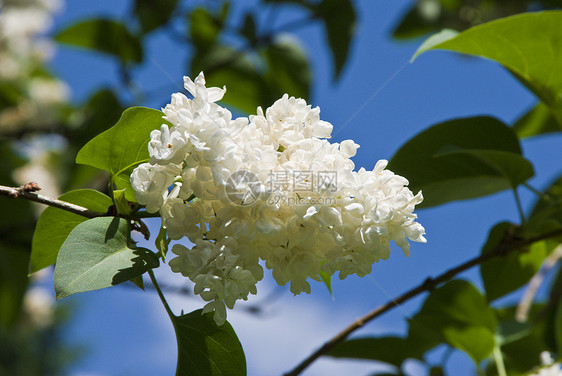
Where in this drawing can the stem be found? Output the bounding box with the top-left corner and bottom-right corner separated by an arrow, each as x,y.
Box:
283,227 -> 562,376
148,269 -> 176,319
513,188 -> 526,226
493,346 -> 507,376
0,184 -> 106,218
523,182 -> 549,200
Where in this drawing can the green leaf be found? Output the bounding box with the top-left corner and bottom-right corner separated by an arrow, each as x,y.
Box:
30,189 -> 113,274
496,320 -> 533,346
113,189 -> 132,215
54,217 -> 159,299
411,29 -> 459,61
392,6 -> 438,40
55,19 -> 143,63
527,174 -> 562,234
513,103 -> 562,139
410,279 -> 497,364
155,225 -> 171,261
72,88 -> 124,148
327,336 -> 426,367
318,270 -> 333,298
191,45 -> 266,114
481,225 -> 552,302
240,13 -> 257,46
435,148 -> 534,189
412,11 -> 562,126
387,116 -> 533,208
264,38 -> 311,101
315,0 -> 356,78
173,309 -> 246,376
190,7 -> 221,50
134,0 -> 179,33
76,107 -> 167,200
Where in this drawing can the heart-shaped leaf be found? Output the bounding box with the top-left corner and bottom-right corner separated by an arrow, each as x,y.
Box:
388,116 -> 534,208
173,309 -> 246,376
54,217 -> 158,299
30,189 -> 112,274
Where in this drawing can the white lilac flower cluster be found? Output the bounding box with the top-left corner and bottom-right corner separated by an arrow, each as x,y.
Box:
131,72 -> 426,325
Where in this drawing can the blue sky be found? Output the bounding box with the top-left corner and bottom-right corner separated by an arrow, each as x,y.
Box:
48,1 -> 562,375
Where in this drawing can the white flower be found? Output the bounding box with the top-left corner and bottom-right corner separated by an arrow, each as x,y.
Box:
131,72 -> 426,325
130,163 -> 180,212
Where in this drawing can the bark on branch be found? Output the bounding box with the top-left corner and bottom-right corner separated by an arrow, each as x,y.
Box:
0,183 -> 106,219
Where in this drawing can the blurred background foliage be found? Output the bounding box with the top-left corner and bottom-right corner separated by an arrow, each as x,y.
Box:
0,0 -> 560,374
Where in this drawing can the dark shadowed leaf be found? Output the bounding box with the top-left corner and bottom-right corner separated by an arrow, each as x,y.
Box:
392,5 -> 436,39
388,116 -> 533,208
327,336 -> 427,367
55,19 -> 143,63
482,236 -> 552,302
492,305 -> 552,375
30,189 -> 113,274
264,38 -> 310,100
135,0 -> 180,33
54,217 -> 159,299
410,279 -> 497,364
191,45 -> 266,114
173,309 -> 246,376
526,175 -> 562,237
315,0 -> 356,78
412,11 -> 562,126
190,7 -> 222,50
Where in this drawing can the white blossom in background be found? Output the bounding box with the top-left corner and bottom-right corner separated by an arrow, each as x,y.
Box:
131,72 -> 426,325
528,352 -> 562,376
23,286 -> 55,329
0,0 -> 69,128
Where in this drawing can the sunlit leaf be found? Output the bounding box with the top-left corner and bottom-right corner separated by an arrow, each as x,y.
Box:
76,107 -> 167,201
155,225 -> 171,261
388,116 -> 533,208
513,103 -> 562,139
413,11 -> 562,125
55,19 -> 143,63
173,309 -> 246,376
30,189 -> 113,274
54,217 -> 159,299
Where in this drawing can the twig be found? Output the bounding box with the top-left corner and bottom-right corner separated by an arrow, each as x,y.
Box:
283,228 -> 562,376
516,244 -> 562,322
0,183 -> 106,219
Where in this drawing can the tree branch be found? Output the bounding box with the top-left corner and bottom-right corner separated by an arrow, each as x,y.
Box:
283,227 -> 562,376
0,183 -> 107,219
